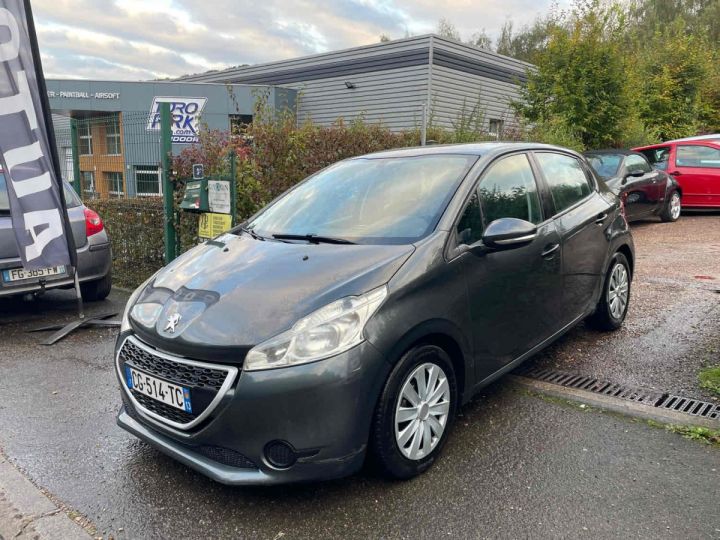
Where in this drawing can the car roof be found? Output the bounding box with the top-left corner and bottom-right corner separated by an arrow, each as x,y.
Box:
584,149 -> 640,157
350,142 -> 578,160
633,140 -> 720,151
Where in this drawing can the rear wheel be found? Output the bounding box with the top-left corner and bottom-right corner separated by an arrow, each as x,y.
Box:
587,253 -> 631,331
370,344 -> 457,479
80,272 -> 112,301
660,191 -> 681,222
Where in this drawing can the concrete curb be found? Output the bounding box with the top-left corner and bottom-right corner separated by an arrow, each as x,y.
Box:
0,456 -> 91,540
509,375 -> 720,429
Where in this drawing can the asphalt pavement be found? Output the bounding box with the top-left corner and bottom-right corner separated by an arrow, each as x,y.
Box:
525,214 -> 720,401
0,214 -> 719,539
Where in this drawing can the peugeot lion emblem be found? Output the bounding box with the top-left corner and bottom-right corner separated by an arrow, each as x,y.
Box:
165,312 -> 181,334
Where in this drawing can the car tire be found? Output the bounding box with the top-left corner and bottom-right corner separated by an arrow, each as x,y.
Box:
370,344 -> 457,479
80,272 -> 112,301
587,253 -> 631,331
660,191 -> 681,222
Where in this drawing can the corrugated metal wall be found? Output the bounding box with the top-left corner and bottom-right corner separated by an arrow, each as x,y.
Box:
181,35 -> 531,134
429,39 -> 528,132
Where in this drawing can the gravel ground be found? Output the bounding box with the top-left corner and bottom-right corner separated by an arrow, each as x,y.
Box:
524,212 -> 720,401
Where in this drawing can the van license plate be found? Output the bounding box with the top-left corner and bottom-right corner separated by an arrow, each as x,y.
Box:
2,266 -> 66,283
125,366 -> 192,413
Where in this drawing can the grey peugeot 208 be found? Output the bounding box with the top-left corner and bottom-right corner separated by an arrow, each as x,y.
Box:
116,142 -> 634,485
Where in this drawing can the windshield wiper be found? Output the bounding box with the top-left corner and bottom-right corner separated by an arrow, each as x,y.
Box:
240,226 -> 266,241
272,233 -> 356,245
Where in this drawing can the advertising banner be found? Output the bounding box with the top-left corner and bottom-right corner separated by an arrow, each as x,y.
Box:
0,0 -> 72,269
147,96 -> 208,143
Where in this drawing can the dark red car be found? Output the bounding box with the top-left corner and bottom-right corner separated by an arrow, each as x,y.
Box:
584,150 -> 681,223
633,140 -> 720,209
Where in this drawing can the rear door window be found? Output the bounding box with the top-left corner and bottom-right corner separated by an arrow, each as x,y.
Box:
676,145 -> 720,169
535,153 -> 593,214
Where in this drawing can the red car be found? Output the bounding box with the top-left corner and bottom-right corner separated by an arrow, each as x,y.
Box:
633,140 -> 720,208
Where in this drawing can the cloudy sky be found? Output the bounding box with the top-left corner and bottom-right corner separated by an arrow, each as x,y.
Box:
33,0 -> 563,81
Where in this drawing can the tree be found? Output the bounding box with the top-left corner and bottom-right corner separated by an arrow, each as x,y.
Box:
379,34 -> 391,43
469,30 -> 493,50
630,19 -> 714,140
496,17 -> 556,63
437,18 -> 462,41
514,0 -> 630,148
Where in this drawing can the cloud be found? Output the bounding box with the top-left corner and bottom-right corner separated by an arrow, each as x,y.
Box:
32,0 -> 567,80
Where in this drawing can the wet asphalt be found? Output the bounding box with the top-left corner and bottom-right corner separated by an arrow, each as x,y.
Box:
0,214 -> 719,539
525,213 -> 720,401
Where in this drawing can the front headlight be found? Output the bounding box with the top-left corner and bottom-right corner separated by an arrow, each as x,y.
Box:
120,273 -> 159,333
245,285 -> 388,371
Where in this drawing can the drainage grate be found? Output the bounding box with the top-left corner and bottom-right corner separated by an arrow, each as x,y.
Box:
657,394 -> 720,420
515,366 -> 720,421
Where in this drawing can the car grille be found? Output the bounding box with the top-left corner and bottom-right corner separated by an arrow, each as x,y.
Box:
120,339 -> 227,390
117,335 -> 237,430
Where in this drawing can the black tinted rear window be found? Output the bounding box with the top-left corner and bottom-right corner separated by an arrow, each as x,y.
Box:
0,172 -> 81,212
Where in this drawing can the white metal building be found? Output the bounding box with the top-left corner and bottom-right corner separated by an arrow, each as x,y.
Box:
181,35 -> 531,135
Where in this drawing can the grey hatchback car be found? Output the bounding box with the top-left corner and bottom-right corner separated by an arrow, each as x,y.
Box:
0,170 -> 112,300
116,143 -> 634,485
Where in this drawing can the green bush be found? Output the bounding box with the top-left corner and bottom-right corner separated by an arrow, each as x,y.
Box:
91,198 -> 166,289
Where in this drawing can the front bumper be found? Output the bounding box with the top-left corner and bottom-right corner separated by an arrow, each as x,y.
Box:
116,335 -> 390,485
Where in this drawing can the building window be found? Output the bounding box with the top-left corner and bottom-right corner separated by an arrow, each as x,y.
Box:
488,119 -> 504,139
105,171 -> 124,197
230,114 -> 253,135
81,171 -> 95,197
105,115 -> 121,155
135,166 -> 161,196
78,122 -> 92,155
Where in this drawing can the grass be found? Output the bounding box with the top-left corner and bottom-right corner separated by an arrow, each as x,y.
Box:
664,424 -> 720,446
520,388 -> 720,448
698,364 -> 720,396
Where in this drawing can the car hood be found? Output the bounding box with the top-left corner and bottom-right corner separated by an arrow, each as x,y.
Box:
131,233 -> 413,358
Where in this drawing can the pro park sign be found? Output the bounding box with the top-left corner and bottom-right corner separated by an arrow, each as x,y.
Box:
147,96 -> 208,144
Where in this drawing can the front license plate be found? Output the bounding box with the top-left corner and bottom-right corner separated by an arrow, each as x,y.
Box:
2,265 -> 66,283
125,366 -> 192,413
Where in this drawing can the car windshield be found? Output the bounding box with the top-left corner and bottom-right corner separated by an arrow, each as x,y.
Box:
639,147 -> 670,170
586,154 -> 623,180
247,154 -> 478,244
0,172 -> 81,213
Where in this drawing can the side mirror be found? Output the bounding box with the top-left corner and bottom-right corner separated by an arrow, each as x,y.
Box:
623,170 -> 644,183
481,218 -> 537,250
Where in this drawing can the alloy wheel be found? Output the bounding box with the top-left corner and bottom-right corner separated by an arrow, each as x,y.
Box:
607,263 -> 629,320
670,193 -> 681,220
394,362 -> 451,460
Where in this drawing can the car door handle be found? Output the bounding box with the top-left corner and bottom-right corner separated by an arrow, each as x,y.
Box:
669,170 -> 682,176
595,213 -> 608,225
541,243 -> 560,258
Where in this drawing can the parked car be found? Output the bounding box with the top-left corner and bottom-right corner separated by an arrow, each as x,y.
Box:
633,140 -> 720,209
584,150 -> 681,222
670,133 -> 720,144
116,143 -> 634,485
0,169 -> 112,300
